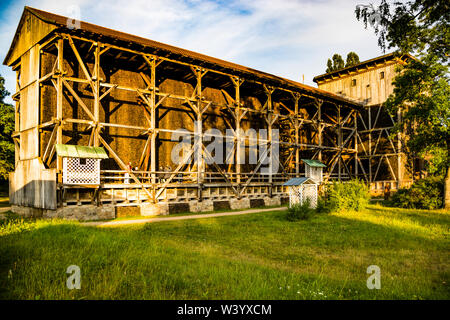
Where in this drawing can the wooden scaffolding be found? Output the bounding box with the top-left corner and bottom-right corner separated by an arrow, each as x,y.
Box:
6,7 -> 367,210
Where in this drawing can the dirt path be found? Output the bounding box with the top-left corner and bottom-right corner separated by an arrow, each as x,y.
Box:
82,206 -> 287,227
0,207 -> 11,214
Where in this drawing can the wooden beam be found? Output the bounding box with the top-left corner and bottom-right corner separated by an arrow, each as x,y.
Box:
98,135 -> 153,199
67,35 -> 96,93
62,79 -> 95,121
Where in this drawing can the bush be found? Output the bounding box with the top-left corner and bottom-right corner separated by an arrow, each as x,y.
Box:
286,198 -> 315,221
323,179 -> 370,212
391,176 -> 444,209
316,196 -> 328,213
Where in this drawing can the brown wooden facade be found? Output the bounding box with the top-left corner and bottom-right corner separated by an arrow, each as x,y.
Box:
5,7 -> 401,211
314,53 -> 415,192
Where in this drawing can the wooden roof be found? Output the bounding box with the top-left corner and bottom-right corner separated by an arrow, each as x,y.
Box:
4,6 -> 362,108
302,159 -> 326,168
313,52 -> 414,84
283,177 -> 316,186
55,144 -> 108,159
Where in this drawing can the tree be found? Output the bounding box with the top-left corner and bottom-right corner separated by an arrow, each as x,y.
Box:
326,52 -> 360,72
326,54 -> 345,73
0,74 -> 14,180
355,0 -> 450,208
345,52 -> 360,67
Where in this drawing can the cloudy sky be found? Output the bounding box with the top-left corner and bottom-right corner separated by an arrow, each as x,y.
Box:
0,0 -> 385,104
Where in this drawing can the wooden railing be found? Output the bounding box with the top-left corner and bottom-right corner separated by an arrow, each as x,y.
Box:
100,170 -> 301,186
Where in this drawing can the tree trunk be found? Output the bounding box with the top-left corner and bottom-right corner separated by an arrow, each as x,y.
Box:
445,166 -> 450,210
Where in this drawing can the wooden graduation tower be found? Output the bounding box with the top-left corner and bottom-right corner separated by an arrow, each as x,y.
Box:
4,7 -> 406,218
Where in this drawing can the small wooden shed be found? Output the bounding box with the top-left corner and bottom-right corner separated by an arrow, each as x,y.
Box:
55,144 -> 108,185
302,159 -> 326,183
283,177 -> 318,208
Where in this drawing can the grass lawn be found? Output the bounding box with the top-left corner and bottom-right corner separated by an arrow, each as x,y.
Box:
0,204 -> 448,300
0,183 -> 9,208
0,198 -> 9,208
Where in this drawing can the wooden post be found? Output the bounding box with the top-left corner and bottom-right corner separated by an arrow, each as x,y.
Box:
150,58 -> 157,188
354,111 -> 358,179
264,85 -> 275,196
56,38 -> 64,171
193,67 -> 206,200
368,105 -> 372,183
234,77 -> 241,186
14,69 -> 20,165
93,42 -> 100,147
397,107 -> 402,187
231,76 -> 243,190
338,104 -> 341,180
293,93 -> 300,175
317,100 -> 323,162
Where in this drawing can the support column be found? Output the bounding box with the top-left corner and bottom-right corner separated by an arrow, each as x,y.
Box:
317,100 -> 323,162
338,104 -> 341,180
150,58 -> 157,188
397,107 -> 402,187
354,111 -> 358,179
14,69 -> 20,165
231,76 -> 243,188
293,93 -> 300,175
193,67 -> 206,201
56,38 -> 64,172
368,106 -> 372,183
264,85 -> 275,197
93,42 -> 100,147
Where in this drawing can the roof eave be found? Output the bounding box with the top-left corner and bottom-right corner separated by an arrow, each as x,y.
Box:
5,6 -> 362,108
313,52 -> 414,84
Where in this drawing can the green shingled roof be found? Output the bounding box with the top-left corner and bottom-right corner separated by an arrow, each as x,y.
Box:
302,159 -> 326,168
55,144 -> 108,159
283,177 -> 316,186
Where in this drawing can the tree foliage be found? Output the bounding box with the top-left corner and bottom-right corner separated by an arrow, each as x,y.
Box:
391,175 -> 444,209
326,52 -> 360,73
355,0 -> 450,207
326,54 -> 345,73
345,51 -> 360,67
0,74 -> 14,180
355,0 -> 449,63
322,179 -> 370,212
385,55 -> 449,175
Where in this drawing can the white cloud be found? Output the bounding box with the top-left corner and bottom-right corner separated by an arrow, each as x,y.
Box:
0,0 -> 384,104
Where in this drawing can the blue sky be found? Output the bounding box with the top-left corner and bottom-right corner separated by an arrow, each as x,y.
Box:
0,0 -> 385,104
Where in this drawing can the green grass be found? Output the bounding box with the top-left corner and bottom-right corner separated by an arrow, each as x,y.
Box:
0,204 -> 448,300
0,182 -> 9,208
0,197 -> 9,208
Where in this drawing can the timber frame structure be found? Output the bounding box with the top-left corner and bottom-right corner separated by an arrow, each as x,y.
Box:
314,53 -> 416,194
4,7 -> 404,216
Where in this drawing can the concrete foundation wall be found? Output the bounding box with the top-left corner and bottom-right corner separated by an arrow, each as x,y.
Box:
11,195 -> 283,221
11,204 -> 115,221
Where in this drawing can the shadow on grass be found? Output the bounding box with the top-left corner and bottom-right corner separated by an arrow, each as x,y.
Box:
0,207 -> 448,299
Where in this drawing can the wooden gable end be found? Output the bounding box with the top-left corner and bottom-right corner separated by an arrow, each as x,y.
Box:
4,8 -> 57,66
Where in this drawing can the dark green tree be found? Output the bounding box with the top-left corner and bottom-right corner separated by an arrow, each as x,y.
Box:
0,74 -> 14,180
356,0 -> 450,208
345,51 -> 360,67
326,54 -> 345,73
